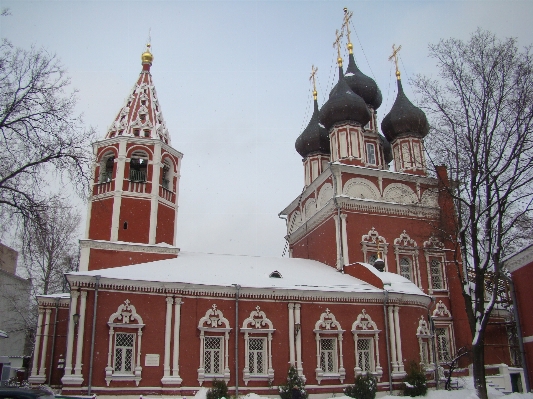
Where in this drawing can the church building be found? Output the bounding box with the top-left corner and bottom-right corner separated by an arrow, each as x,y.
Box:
29,12 -> 520,397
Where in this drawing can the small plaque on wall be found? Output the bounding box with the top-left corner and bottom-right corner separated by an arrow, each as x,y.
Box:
145,354 -> 160,366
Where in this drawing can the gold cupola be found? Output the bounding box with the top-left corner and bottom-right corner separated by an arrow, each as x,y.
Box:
141,43 -> 153,65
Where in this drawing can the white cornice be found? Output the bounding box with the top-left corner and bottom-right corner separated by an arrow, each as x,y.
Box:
504,243 -> 533,273
79,239 -> 180,255
280,163 -> 439,217
66,275 -> 430,307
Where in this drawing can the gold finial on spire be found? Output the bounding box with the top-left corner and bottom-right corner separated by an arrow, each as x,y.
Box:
333,29 -> 344,67
342,8 -> 354,54
309,65 -> 318,100
141,29 -> 154,65
389,44 -> 402,80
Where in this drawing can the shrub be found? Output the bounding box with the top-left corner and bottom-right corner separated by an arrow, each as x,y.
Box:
279,365 -> 308,399
206,379 -> 228,399
344,372 -> 377,399
401,361 -> 427,397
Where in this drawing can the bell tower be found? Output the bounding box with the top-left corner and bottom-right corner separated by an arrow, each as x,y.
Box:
79,44 -> 182,271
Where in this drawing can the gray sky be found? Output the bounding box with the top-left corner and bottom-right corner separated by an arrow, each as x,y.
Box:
2,0 -> 532,257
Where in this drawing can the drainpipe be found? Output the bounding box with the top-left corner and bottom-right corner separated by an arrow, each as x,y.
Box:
502,274 -> 530,392
330,164 -> 344,271
383,289 -> 392,394
233,284 -> 241,398
47,297 -> 60,385
428,296 -> 438,390
87,275 -> 100,395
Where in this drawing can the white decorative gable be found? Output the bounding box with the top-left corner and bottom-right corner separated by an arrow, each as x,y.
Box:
351,309 -> 379,333
394,230 -> 417,247
108,299 -> 144,325
314,308 -> 343,331
241,306 -> 274,330
432,300 -> 452,318
198,304 -> 230,330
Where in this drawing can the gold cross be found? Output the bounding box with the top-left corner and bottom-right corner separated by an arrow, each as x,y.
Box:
332,29 -> 344,66
389,44 -> 402,79
342,8 -> 354,53
309,65 -> 318,100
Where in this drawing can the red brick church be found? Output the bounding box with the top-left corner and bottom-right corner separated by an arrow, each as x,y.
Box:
29,17 -> 522,397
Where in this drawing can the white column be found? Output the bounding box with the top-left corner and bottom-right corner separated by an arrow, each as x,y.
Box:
74,291 -> 87,375
394,306 -> 404,372
173,157 -> 182,246
172,298 -> 182,377
388,305 -> 397,373
338,332 -> 345,372
163,296 -> 173,377
288,303 -> 295,366
38,309 -> 52,376
64,291 -> 80,375
340,213 -> 349,266
110,140 -> 127,241
295,304 -> 303,375
149,142 -> 162,244
31,309 -> 44,376
333,214 -> 342,270
374,333 -> 381,372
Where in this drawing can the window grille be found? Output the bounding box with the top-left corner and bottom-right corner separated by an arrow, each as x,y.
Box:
204,336 -> 223,374
114,333 -> 134,373
368,254 -> 377,265
435,328 -> 451,362
357,338 -> 372,372
430,259 -> 443,289
320,338 -> 336,373
420,341 -> 429,365
400,257 -> 412,281
248,337 -> 266,374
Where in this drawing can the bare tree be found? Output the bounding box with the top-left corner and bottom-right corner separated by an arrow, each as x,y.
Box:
413,29 -> 533,399
20,199 -> 80,297
0,40 -> 95,232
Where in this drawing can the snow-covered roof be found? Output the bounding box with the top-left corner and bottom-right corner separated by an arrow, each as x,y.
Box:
38,293 -> 71,299
67,252 -> 426,299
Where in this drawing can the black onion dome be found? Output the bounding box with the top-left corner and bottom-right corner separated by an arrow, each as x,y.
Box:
319,67 -> 371,131
345,53 -> 382,110
381,79 -> 430,142
379,133 -> 393,164
295,99 -> 329,158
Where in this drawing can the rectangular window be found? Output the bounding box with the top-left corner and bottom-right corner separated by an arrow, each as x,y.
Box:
248,337 -> 266,375
320,338 -> 337,373
366,143 -> 376,165
357,338 -> 372,372
420,341 -> 429,365
114,332 -> 134,373
435,328 -> 451,362
430,258 -> 444,289
339,131 -> 348,158
400,257 -> 412,281
204,336 -> 223,374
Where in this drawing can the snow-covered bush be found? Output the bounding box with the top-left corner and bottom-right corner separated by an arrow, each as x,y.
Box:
401,361 -> 427,397
344,372 -> 377,399
206,379 -> 228,399
279,366 -> 308,399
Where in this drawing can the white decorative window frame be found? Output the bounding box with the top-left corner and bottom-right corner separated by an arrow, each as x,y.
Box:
106,300 -> 145,386
394,231 -> 421,287
240,306 -> 275,385
431,301 -> 455,364
361,227 -> 389,271
197,304 -> 231,385
423,236 -> 448,294
351,309 -> 383,380
313,309 -> 346,384
416,316 -> 434,370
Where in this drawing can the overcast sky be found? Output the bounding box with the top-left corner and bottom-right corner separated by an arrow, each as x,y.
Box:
1,0 -> 532,257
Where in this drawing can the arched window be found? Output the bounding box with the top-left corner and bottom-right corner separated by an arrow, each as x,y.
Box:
161,159 -> 172,191
99,153 -> 115,183
197,304 -> 231,385
352,310 -> 383,379
361,227 -> 389,270
105,300 -> 144,386
240,306 -> 275,384
129,151 -> 148,182
394,231 -> 420,286
423,236 -> 447,293
313,309 -> 345,384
